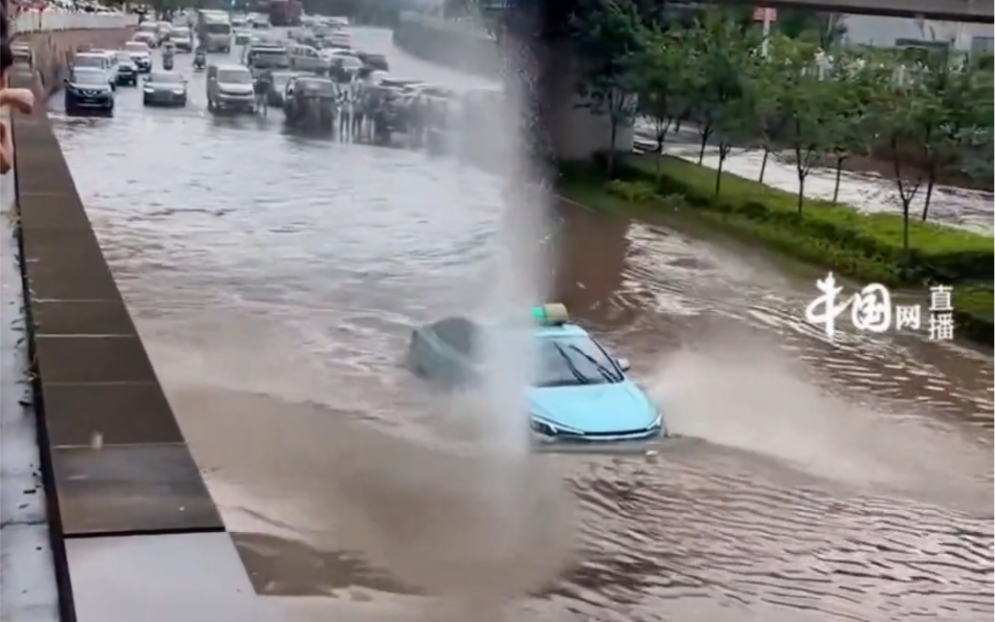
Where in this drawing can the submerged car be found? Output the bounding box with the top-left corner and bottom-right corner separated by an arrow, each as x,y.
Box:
64,67 -> 115,115
114,51 -> 139,86
405,304 -> 665,442
207,64 -> 256,113
283,76 -> 338,131
124,41 -> 153,73
266,70 -> 300,107
234,28 -> 252,46
142,71 -> 188,107
171,27 -> 194,52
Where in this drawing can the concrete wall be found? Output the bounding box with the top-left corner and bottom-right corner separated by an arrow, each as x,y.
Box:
12,10 -> 139,34
392,15 -> 635,161
11,26 -> 137,101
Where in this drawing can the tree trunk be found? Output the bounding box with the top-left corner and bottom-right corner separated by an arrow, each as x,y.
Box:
797,175 -> 805,215
832,156 -> 845,205
715,146 -> 727,195
698,133 -> 708,165
758,148 -> 770,185
921,170 -> 937,221
607,118 -> 618,178
902,200 -> 911,252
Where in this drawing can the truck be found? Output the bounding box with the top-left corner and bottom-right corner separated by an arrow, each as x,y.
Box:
197,10 -> 233,54
268,0 -> 302,27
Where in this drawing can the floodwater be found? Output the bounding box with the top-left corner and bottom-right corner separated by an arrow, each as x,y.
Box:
48,27 -> 992,622
632,123 -> 995,234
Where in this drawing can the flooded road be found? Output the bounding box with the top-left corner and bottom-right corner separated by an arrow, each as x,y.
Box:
48,27 -> 992,622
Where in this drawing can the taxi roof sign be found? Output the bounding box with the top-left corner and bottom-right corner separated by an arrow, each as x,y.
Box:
531,303 -> 569,325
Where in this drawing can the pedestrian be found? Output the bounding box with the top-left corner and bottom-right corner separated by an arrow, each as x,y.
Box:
1,2 -> 37,175
253,71 -> 270,117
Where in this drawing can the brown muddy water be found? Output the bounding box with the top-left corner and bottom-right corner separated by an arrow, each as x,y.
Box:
48,27 -> 992,622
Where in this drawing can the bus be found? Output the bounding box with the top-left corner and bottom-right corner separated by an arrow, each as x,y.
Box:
269,0 -> 302,27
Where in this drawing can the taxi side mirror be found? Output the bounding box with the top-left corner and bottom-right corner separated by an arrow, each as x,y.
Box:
616,358 -> 631,372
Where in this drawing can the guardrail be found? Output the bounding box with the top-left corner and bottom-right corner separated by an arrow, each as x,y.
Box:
12,10 -> 139,34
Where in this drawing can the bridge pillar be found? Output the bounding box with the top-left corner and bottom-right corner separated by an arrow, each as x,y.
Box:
531,39 -> 635,162
499,5 -> 634,164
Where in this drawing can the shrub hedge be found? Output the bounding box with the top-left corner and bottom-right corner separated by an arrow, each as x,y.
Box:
558,155 -> 993,347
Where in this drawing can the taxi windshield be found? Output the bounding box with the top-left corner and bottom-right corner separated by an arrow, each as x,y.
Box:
536,336 -> 623,387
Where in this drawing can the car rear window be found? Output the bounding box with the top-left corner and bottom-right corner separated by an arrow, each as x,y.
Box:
432,318 -> 477,356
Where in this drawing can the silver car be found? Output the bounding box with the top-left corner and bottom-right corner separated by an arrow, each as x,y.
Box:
142,71 -> 188,107
171,27 -> 194,52
206,64 -> 255,112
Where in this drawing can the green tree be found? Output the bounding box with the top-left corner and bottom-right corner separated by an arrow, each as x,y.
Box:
873,64 -> 931,253
708,26 -> 760,195
636,27 -> 690,180
820,50 -> 887,205
777,10 -> 847,49
771,37 -> 831,214
913,52 -> 993,220
572,0 -> 646,176
681,15 -> 753,167
743,33 -> 792,186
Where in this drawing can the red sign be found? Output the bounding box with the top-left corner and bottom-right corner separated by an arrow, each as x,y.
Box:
753,7 -> 778,22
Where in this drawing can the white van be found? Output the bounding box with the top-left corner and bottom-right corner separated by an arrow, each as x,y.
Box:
287,44 -> 330,75
206,64 -> 255,113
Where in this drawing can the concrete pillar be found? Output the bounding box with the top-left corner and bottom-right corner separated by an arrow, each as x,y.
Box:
534,39 -> 634,162
499,25 -> 635,164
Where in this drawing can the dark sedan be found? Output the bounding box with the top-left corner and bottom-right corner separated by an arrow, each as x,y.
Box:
114,51 -> 139,86
64,68 -> 115,115
142,71 -> 188,107
265,71 -> 300,107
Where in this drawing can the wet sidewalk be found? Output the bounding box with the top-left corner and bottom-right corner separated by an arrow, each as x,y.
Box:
634,123 -> 994,235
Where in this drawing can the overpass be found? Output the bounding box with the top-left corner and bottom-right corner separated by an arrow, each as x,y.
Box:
755,0 -> 990,23
728,0 -> 992,23
456,0 -> 994,159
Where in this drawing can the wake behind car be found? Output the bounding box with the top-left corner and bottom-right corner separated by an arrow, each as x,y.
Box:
142,71 -> 188,107
64,67 -> 115,115
124,41 -> 153,73
405,304 -> 665,443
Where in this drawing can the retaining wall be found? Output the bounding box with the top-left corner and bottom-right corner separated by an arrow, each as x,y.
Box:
3,15 -> 271,622
392,15 -> 502,76
12,10 -> 138,34
11,23 -> 136,101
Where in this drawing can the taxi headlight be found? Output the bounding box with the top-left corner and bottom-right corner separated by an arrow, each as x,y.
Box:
530,417 -> 583,437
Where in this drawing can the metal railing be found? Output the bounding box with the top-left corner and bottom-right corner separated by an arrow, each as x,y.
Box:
11,9 -> 139,35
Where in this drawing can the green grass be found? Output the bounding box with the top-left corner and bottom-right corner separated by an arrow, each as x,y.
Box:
558,154 -> 993,347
